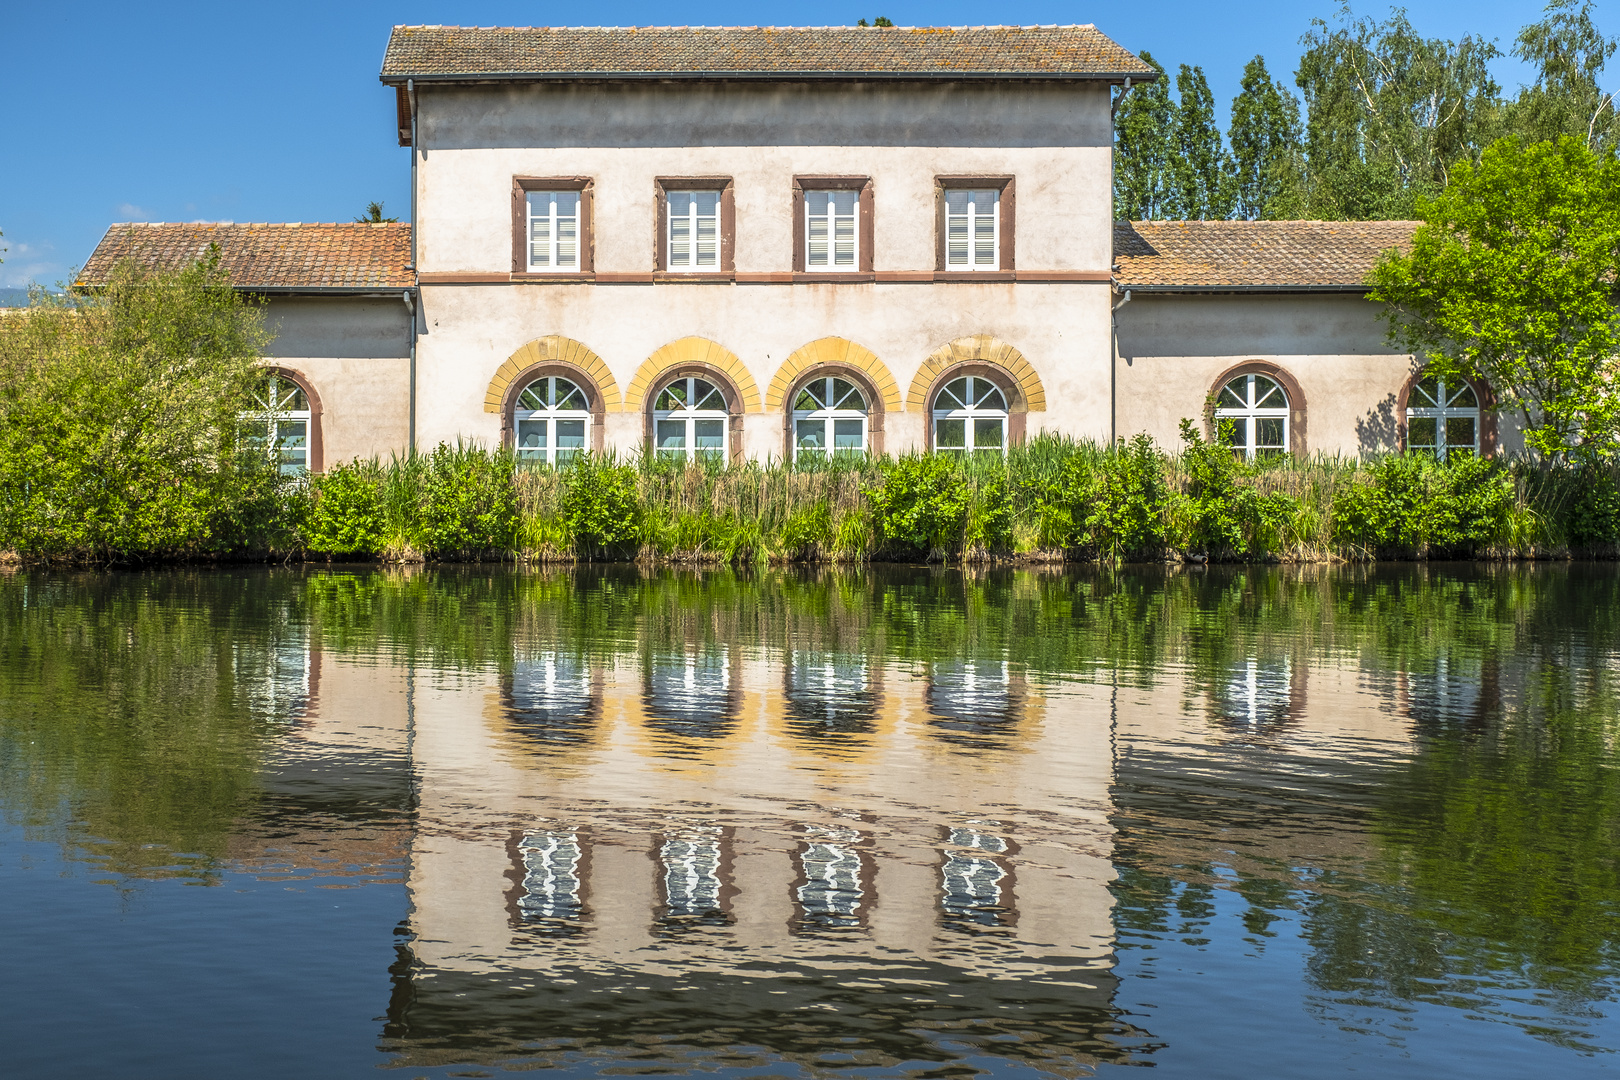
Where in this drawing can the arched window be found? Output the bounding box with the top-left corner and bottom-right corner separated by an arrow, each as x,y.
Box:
242,372 -> 311,475
1214,373 -> 1289,459
932,376 -> 1007,456
653,377 -> 728,462
514,376 -> 590,465
793,376 -> 868,460
1406,374 -> 1479,459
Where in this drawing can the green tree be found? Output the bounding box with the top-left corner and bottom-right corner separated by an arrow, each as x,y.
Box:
0,250 -> 278,558
1506,0 -> 1618,153
856,17 -> 894,27
1167,64 -> 1238,219
1114,51 -> 1175,220
355,201 -> 398,223
1369,136 -> 1620,463
1230,56 -> 1306,219
1296,6 -> 1502,219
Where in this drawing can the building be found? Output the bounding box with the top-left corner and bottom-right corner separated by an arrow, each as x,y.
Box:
76,24 -> 1511,469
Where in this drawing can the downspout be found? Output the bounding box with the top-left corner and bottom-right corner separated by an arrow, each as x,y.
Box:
1111,290 -> 1131,446
407,78 -> 419,456
1109,78 -> 1133,447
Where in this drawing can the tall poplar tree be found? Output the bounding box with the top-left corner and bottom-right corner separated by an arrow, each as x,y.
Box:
1114,51 -> 1174,220
1507,0 -> 1619,153
1167,65 -> 1238,219
1229,56 -> 1305,219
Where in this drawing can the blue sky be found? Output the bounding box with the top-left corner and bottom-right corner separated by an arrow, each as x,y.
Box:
0,1 -> 1585,288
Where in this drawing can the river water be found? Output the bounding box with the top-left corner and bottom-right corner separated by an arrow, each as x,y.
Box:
1,564 -> 1616,1078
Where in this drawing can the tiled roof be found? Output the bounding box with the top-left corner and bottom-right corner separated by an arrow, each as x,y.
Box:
1114,220 -> 1419,290
380,24 -> 1156,81
77,222 -> 413,291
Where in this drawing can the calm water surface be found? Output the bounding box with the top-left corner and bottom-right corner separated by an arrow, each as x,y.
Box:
2,564 -> 1617,1078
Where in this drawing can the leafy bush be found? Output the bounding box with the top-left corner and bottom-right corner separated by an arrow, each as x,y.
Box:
416,443 -> 519,558
1334,453 -> 1512,557
558,456 -> 640,555
780,503 -> 833,557
1172,420 -> 1296,559
303,461 -> 384,556
1561,469 -> 1620,547
867,455 -> 969,557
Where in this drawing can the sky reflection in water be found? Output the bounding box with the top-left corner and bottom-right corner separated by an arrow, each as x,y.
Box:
0,564 -> 1617,1078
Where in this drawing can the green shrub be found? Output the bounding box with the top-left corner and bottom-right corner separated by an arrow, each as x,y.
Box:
780,503 -> 833,558
1562,469 -> 1620,547
303,460 -> 384,556
417,443 -> 519,558
559,455 -> 640,556
1333,454 -> 1512,557
1428,455 -> 1512,555
867,455 -> 969,557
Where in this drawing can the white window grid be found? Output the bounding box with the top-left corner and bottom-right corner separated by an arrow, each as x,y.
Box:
527,190 -> 580,271
666,190 -> 721,270
944,188 -> 1000,270
805,189 -> 858,270
792,376 -> 868,460
514,376 -> 591,465
1407,375 -> 1480,460
1214,373 -> 1291,460
242,372 -> 310,475
932,376 -> 1008,456
654,376 -> 728,461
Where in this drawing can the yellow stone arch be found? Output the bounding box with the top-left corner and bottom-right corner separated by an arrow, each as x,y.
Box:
764,337 -> 903,413
623,337 -> 761,413
905,335 -> 1047,413
483,335 -> 621,413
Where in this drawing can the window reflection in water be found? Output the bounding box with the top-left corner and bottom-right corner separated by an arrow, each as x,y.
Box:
785,652 -> 877,745
232,634 -> 311,723
1401,654 -> 1488,729
941,825 -> 1014,931
517,830 -> 585,935
927,660 -> 1021,749
506,654 -> 594,746
794,825 -> 867,933
644,649 -> 735,741
659,827 -> 729,928
1217,658 -> 1295,732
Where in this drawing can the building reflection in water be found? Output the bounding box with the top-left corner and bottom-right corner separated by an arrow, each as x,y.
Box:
658,826 -> 731,928
643,647 -> 736,742
516,830 -> 586,934
927,659 -> 1023,749
940,824 -> 1016,932
793,825 -> 868,933
233,630 -> 313,723
1399,653 -> 1491,730
784,652 -> 877,746
505,654 -> 595,746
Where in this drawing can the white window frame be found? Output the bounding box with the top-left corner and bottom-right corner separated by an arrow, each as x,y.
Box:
931,376 -> 1008,456
792,376 -> 868,461
665,189 -> 721,272
653,376 -> 729,461
513,376 -> 591,466
526,190 -> 580,271
943,188 -> 1001,271
804,189 -> 859,271
1213,373 -> 1291,460
242,372 -> 310,475
1406,374 -> 1480,460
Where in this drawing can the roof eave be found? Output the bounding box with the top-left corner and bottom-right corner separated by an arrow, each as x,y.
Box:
1120,284 -> 1374,294
379,69 -> 1154,86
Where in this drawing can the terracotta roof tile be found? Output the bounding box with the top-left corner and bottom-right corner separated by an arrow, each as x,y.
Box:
1114,220 -> 1419,290
380,24 -> 1156,80
77,222 -> 413,291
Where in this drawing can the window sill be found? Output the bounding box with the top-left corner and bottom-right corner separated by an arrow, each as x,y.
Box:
792,272 -> 876,284
653,271 -> 736,283
933,270 -> 1015,282
512,271 -> 593,283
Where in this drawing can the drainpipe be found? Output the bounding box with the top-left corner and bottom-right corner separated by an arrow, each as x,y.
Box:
407,78 -> 419,457
1109,77 -> 1133,448
1111,289 -> 1131,446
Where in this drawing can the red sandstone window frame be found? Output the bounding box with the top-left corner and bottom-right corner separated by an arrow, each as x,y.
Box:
654,177 -> 736,276
792,176 -> 874,277
934,176 -> 1015,275
511,177 -> 594,276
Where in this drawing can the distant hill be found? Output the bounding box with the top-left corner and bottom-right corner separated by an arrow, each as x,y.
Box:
0,287 -> 65,307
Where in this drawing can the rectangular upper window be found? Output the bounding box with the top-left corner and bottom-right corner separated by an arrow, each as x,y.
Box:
511,177 -> 592,274
656,179 -> 735,274
527,190 -> 579,271
936,177 -> 1014,273
793,177 -> 873,275
806,190 -> 858,270
667,190 -> 721,270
